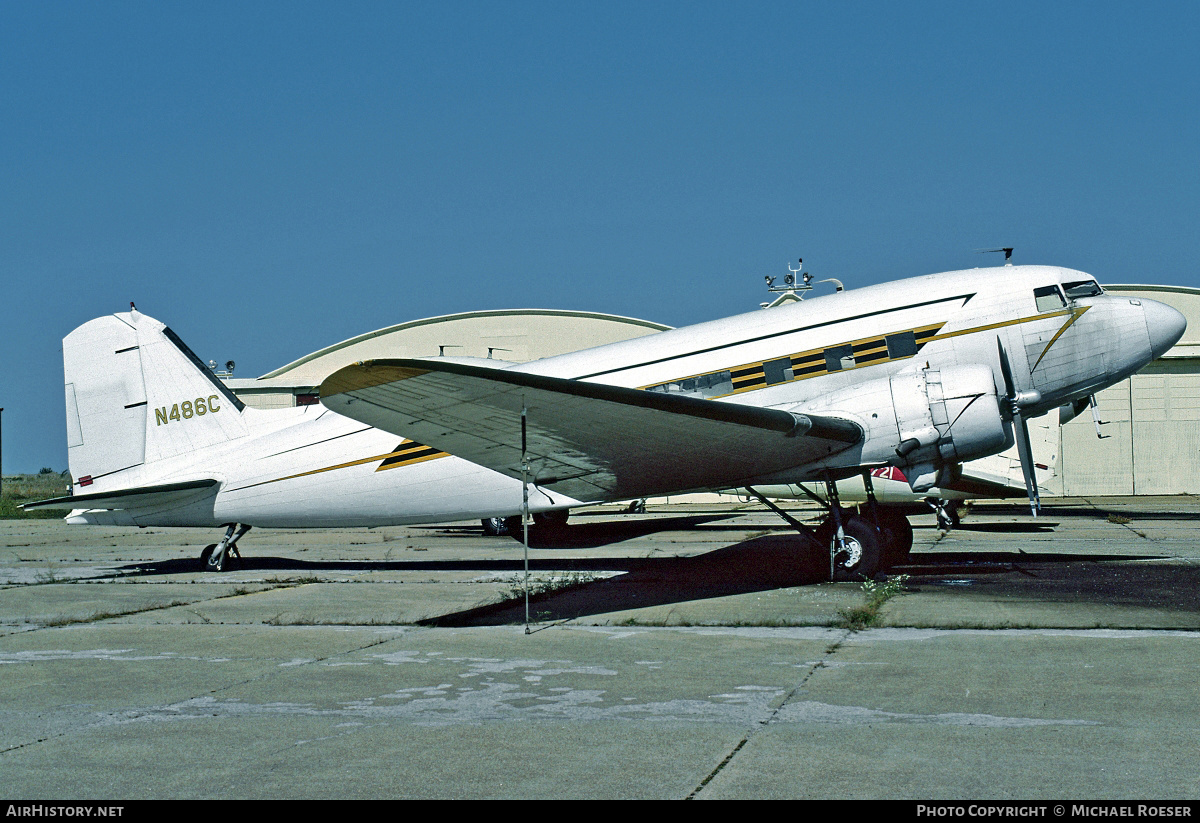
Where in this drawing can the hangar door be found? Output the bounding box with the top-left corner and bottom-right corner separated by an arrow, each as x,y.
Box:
1055,359 -> 1200,496
1057,381 -> 1133,495
1130,361 -> 1200,494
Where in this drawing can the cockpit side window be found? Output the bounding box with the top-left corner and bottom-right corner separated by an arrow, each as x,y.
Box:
1034,285 -> 1067,313
1062,280 -> 1103,300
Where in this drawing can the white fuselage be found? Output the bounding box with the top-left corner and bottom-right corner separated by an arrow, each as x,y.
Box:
70,265 -> 1178,528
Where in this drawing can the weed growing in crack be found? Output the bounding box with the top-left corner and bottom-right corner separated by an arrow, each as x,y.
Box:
835,574 -> 911,631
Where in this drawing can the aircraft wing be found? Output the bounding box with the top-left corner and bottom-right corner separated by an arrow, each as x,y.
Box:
23,479 -> 219,511
320,359 -> 862,502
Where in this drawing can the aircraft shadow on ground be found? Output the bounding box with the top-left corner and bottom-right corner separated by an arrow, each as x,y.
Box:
948,522 -> 1058,533
972,504 -> 1196,522
108,516 -> 1185,621
422,535 -> 829,627
410,512 -> 768,546
420,539 -> 1177,627
110,514 -> 746,577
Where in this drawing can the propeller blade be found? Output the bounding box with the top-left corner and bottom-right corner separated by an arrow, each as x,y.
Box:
1012,408 -> 1041,517
997,338 -> 1016,398
997,337 -> 1040,516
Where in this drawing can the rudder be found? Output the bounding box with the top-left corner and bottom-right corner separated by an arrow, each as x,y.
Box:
63,310 -> 249,487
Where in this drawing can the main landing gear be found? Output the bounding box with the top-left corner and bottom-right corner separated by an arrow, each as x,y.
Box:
747,471 -> 914,581
502,509 -> 570,545
199,524 -> 251,572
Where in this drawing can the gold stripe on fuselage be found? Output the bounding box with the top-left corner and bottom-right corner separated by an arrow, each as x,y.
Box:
1029,306 -> 1090,371
228,440 -> 449,491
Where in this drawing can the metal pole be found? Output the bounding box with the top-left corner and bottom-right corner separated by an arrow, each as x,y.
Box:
521,404 -> 530,633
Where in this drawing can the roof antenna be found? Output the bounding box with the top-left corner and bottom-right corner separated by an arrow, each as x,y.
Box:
978,247 -> 1014,266
762,258 -> 813,307
762,257 -> 843,308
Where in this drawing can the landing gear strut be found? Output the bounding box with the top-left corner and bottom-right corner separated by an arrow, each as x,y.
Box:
746,470 -> 913,581
927,498 -> 960,531
199,524 -> 251,572
818,474 -> 881,581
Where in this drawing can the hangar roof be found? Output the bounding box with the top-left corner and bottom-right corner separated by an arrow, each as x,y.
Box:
232,308 -> 672,390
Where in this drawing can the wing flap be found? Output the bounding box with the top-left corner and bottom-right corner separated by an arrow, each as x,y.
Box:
320,359 -> 861,502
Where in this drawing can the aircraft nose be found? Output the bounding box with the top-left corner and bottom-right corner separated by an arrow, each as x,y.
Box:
1142,298 -> 1187,360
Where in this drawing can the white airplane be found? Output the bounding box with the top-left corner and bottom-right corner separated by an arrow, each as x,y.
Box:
29,265 -> 1185,580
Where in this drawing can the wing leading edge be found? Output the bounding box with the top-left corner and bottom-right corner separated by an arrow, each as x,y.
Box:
320,359 -> 862,502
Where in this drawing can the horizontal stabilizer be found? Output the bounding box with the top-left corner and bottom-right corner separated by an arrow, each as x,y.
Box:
23,479 -> 220,511
320,359 -> 861,502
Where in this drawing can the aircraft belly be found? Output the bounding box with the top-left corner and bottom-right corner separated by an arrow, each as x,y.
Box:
213,453 -> 554,528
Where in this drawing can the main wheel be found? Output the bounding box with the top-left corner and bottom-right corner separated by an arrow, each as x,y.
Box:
503,515 -> 525,539
533,510 -> 569,528
481,516 -> 509,536
815,514 -> 882,581
504,511 -> 571,547
873,509 -> 914,570
199,544 -> 216,571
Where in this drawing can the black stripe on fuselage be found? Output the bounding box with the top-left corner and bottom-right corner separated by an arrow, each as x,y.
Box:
576,292 -> 975,380
377,441 -> 446,469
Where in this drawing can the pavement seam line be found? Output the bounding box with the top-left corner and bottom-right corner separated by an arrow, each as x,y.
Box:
685,628 -> 852,799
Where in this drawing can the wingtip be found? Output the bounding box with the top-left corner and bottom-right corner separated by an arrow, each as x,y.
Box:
319,362 -> 431,399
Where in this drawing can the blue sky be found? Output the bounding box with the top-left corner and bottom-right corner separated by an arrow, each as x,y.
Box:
2,1 -> 1197,473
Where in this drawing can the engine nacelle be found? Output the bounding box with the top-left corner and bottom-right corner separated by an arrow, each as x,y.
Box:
887,364 -> 1011,492
795,364 -> 1011,493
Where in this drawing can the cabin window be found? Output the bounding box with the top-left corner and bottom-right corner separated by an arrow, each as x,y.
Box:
1062,280 -> 1102,300
823,344 -> 855,372
645,370 -> 732,397
1034,285 -> 1067,313
762,357 -> 794,385
296,393 -> 320,406
885,331 -> 918,358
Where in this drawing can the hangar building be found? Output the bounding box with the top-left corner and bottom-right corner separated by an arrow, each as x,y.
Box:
223,308 -> 671,409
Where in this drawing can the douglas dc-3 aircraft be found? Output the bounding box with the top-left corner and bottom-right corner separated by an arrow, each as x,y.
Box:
29,264 -> 1185,580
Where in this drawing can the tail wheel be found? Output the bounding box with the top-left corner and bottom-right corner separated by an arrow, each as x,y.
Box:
202,544 -> 232,572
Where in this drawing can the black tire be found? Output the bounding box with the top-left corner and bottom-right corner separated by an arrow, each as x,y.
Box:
874,509 -> 914,570
814,514 -> 882,581
504,512 -> 571,547
481,516 -> 509,536
533,510 -> 569,528
503,515 -> 524,539
199,544 -> 216,571
203,544 -> 226,573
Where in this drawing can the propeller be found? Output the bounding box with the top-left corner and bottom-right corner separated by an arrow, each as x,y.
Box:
996,338 -> 1041,517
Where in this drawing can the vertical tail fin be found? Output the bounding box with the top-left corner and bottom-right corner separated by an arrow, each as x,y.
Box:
63,310 -> 249,487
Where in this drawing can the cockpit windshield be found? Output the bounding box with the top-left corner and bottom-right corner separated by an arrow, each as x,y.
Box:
1062,280 -> 1103,300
